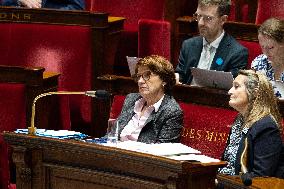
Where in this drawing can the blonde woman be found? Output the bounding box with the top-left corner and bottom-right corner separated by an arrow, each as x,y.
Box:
219,70 -> 283,178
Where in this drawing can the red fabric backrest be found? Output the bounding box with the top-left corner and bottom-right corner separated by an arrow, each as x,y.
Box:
179,102 -> 238,159
138,19 -> 171,60
228,0 -> 249,22
89,1 -> 167,75
0,83 -> 26,189
84,0 -> 92,10
109,95 -> 126,119
238,40 -> 262,68
228,0 -> 236,21
256,0 -> 284,24
0,23 -> 92,129
89,0 -> 166,32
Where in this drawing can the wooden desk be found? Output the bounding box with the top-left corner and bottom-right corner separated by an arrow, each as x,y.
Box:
217,174 -> 284,189
4,132 -> 226,189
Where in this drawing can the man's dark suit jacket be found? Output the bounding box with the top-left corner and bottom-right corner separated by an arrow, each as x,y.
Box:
116,93 -> 183,144
176,32 -> 248,84
230,115 -> 283,178
1,0 -> 85,10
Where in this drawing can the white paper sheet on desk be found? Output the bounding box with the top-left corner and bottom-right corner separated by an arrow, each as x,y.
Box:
114,142 -> 201,156
167,154 -> 220,163
126,56 -> 141,76
42,130 -> 80,137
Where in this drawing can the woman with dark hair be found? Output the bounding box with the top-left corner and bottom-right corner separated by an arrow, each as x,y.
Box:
218,70 -> 283,179
251,17 -> 284,97
115,55 -> 183,143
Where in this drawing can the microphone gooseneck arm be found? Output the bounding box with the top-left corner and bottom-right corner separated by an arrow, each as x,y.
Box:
29,90 -> 109,135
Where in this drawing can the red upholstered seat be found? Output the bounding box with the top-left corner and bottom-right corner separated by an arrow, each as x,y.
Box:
228,0 -> 249,22
0,23 -> 92,131
89,0 -> 167,75
84,0 -> 92,10
89,0 -> 166,32
179,102 -> 238,159
109,95 -> 126,120
228,0 -> 235,21
138,19 -> 171,60
238,40 -> 262,68
0,83 -> 26,189
256,0 -> 284,24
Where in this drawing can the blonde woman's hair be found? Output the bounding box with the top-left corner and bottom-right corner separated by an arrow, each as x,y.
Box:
239,70 -> 282,130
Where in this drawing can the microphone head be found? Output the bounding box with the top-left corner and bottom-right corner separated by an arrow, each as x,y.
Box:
95,90 -> 110,99
241,173 -> 252,186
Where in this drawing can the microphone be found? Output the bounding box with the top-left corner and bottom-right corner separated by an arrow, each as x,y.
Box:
241,172 -> 252,186
28,90 -> 110,135
240,137 -> 252,186
85,90 -> 110,99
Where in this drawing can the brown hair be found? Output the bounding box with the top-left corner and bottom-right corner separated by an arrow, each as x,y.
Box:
258,17 -> 284,43
198,0 -> 231,16
135,55 -> 176,94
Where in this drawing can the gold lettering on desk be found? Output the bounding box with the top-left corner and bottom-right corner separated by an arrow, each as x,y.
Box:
11,13 -> 20,20
0,12 -> 32,21
0,13 -> 7,19
24,14 -> 31,20
181,127 -> 228,143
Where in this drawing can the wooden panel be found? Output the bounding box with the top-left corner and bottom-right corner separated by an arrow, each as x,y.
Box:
4,132 -> 226,189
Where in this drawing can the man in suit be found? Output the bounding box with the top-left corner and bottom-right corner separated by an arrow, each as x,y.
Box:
176,0 -> 248,84
1,0 -> 85,10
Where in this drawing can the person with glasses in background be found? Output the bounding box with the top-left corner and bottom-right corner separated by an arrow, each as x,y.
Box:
251,17 -> 284,98
115,55 -> 183,143
1,0 -> 84,10
176,0 -> 248,84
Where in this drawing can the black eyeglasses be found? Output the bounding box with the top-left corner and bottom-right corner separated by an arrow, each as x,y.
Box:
133,71 -> 152,82
193,13 -> 217,23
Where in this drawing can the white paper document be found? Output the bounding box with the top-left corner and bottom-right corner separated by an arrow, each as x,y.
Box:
126,56 -> 141,76
102,141 -> 221,163
105,141 -> 200,155
191,67 -> 233,90
166,154 -> 220,163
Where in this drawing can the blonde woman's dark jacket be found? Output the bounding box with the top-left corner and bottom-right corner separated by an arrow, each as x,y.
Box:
231,115 -> 282,177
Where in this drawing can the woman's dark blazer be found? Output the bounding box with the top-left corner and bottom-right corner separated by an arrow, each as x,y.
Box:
233,115 -> 283,177
116,93 -> 183,144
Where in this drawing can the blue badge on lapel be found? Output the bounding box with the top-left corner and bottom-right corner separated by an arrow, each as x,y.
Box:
215,58 -> 223,66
